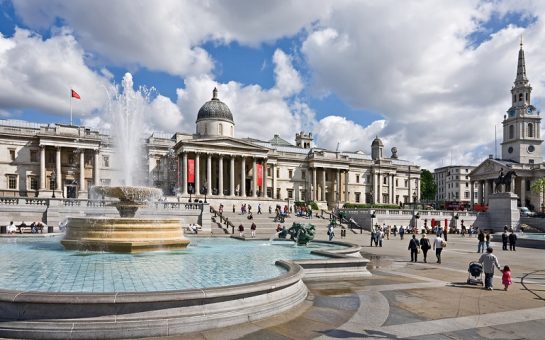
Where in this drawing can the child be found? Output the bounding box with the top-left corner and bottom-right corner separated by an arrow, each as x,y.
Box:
501,265 -> 512,291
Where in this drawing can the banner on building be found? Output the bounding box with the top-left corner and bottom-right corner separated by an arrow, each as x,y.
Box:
187,159 -> 195,184
257,163 -> 263,187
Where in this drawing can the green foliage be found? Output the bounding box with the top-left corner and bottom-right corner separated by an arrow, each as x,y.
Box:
342,203 -> 400,209
420,169 -> 437,200
309,201 -> 319,210
531,178 -> 545,193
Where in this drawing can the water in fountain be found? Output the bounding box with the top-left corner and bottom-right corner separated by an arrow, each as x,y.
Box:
107,72 -> 152,186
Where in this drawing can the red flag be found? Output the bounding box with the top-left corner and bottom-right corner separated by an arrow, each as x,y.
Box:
257,163 -> 263,186
71,89 -> 81,99
187,159 -> 195,184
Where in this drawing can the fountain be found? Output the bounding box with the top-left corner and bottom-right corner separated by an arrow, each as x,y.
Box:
60,73 -> 190,252
61,186 -> 190,252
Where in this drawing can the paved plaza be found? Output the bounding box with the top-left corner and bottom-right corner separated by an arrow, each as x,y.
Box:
177,230 -> 545,339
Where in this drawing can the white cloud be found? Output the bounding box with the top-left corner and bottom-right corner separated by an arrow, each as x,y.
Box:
314,116 -> 386,153
0,28 -> 111,117
271,49 -> 303,97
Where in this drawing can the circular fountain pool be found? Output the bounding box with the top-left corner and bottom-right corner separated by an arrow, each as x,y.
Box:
0,236 -> 345,293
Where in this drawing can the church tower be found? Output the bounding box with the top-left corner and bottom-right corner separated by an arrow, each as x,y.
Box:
501,40 -> 543,164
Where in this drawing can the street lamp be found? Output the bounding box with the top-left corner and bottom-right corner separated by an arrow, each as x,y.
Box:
188,184 -> 194,202
412,191 -> 418,231
51,171 -> 56,198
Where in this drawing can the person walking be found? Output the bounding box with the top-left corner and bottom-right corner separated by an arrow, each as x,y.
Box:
238,224 -> 245,237
393,225 -> 397,237
477,230 -> 485,253
420,234 -> 431,263
327,224 -> 335,241
501,265 -> 512,291
508,231 -> 517,251
443,224 -> 448,242
433,234 -> 445,264
408,235 -> 420,262
502,229 -> 509,251
485,232 -> 491,249
478,247 -> 501,290
399,225 -> 405,240
370,228 -> 376,247
257,204 -> 262,214
377,228 -> 384,247
250,222 -> 257,238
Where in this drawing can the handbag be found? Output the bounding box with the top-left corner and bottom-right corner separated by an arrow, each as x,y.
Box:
417,248 -> 421,254
441,240 -> 447,248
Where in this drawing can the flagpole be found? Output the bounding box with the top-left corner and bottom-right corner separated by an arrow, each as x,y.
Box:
70,93 -> 73,126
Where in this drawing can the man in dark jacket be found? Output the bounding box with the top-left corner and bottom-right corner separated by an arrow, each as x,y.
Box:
502,229 -> 509,251
408,235 -> 420,262
508,231 -> 517,251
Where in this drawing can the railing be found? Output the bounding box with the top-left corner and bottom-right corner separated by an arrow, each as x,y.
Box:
210,206 -> 235,233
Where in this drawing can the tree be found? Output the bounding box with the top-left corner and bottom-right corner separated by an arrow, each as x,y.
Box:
420,169 -> 437,201
530,178 -> 545,212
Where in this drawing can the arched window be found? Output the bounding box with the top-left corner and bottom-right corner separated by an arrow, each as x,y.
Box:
519,93 -> 523,101
218,123 -> 223,135
509,125 -> 514,139
528,123 -> 534,137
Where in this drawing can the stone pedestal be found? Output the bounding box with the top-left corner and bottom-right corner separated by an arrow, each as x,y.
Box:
479,192 -> 520,232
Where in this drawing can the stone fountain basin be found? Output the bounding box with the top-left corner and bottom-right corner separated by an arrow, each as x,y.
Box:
91,186 -> 163,203
61,217 -> 190,253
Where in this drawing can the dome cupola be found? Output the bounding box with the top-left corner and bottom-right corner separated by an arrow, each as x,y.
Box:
196,88 -> 235,137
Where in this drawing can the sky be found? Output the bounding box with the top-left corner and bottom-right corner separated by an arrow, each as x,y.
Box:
0,0 -> 543,170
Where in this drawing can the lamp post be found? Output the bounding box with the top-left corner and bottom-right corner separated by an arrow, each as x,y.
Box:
412,191 -> 418,231
188,184 -> 194,202
51,171 -> 56,198
202,181 -> 208,204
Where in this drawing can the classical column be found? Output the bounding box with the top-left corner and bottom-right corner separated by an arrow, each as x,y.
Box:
478,180 -> 483,204
521,177 -> 526,207
94,150 -> 100,186
312,168 -> 317,201
218,155 -> 224,196
182,152 -> 188,195
470,181 -> 475,208
510,175 -> 516,193
336,169 -> 340,203
241,156 -> 246,197
483,180 -> 489,205
55,147 -> 62,191
39,146 -> 46,190
261,159 -> 267,197
251,157 -> 257,197
79,150 -> 86,193
230,156 -> 235,197
321,168 -> 326,201
207,153 -> 212,194
345,170 -> 350,203
391,174 -> 395,204
272,163 -> 276,199
195,153 -> 200,194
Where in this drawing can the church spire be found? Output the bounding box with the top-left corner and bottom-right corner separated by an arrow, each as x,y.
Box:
516,36 -> 528,84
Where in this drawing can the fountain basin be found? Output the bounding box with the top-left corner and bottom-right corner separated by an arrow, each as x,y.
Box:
61,217 -> 190,252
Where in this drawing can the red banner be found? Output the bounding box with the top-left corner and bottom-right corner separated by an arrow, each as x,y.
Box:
257,163 -> 263,187
187,159 -> 195,184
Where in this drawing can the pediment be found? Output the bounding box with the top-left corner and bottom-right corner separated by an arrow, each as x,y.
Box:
179,137 -> 271,153
469,159 -> 509,179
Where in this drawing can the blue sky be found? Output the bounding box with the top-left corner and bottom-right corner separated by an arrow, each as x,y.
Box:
0,1 -> 542,169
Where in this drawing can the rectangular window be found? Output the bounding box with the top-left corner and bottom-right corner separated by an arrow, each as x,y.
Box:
366,175 -> 371,183
276,188 -> 281,199
326,173 -> 329,181
464,191 -> 470,199
355,192 -> 361,203
356,175 -> 360,183
9,149 -> 15,161
276,168 -> 280,178
301,170 -> 306,180
7,175 -> 16,189
383,176 -> 387,185
47,151 -> 55,163
30,150 -> 38,163
287,189 -> 293,199
267,167 -> 271,177
288,169 -> 293,179
396,179 -> 399,186
404,179 -> 408,187
103,156 -> 110,168
29,176 -> 38,190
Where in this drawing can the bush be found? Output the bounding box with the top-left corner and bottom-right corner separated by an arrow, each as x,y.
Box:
309,201 -> 319,210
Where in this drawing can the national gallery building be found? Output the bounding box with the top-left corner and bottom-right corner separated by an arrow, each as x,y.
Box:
0,88 -> 420,209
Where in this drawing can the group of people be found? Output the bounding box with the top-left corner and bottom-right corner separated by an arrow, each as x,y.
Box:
407,233 -> 446,263
6,221 -> 46,234
478,246 -> 512,291
294,205 -> 313,218
238,222 -> 257,238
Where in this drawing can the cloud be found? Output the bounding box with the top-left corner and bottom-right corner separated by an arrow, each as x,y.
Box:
0,28 -> 111,116
313,116 -> 386,153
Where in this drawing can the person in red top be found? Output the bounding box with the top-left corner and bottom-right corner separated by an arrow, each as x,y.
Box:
501,265 -> 512,291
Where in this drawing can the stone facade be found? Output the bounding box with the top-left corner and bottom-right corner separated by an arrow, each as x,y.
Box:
0,90 -> 421,209
434,165 -> 477,203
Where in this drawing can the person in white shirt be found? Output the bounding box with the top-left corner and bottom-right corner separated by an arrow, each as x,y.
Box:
479,247 -> 501,290
433,235 -> 445,264
6,221 -> 16,234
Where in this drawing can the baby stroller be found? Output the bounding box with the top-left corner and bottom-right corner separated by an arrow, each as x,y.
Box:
467,261 -> 484,286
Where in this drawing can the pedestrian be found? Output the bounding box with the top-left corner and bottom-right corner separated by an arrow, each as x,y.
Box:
477,230 -> 485,253
399,225 -> 405,240
393,225 -> 397,237
378,228 -> 384,247
485,232 -> 491,249
250,222 -> 256,238
238,224 -> 245,237
232,204 -> 236,213
420,234 -> 431,263
370,228 -> 376,247
257,204 -> 262,214
386,225 -> 391,240
433,234 -> 445,264
508,231 -> 517,251
269,206 -> 272,214
501,265 -> 512,291
443,224 -> 448,242
461,222 -> 466,237
502,229 -> 509,251
478,247 -> 501,290
327,224 -> 335,241
408,235 -> 420,262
